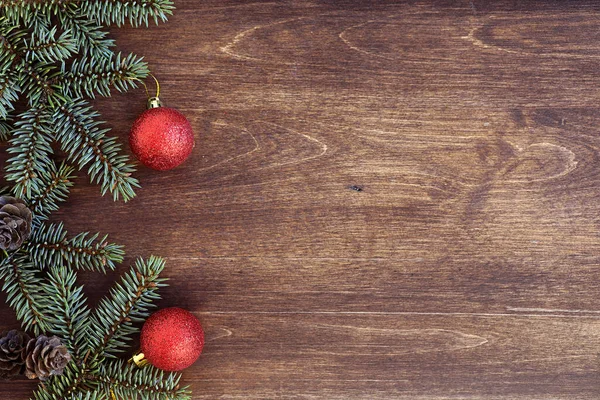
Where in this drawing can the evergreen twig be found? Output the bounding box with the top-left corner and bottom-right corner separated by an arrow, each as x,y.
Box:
96,360 -> 191,400
59,52 -> 148,99
0,116 -> 13,142
28,222 -> 125,272
53,99 -> 139,202
87,256 -> 167,358
81,0 -> 175,27
28,161 -> 75,221
0,255 -> 51,335
41,266 -> 91,358
6,107 -> 54,198
31,364 -> 89,400
25,25 -> 77,63
58,9 -> 114,58
0,2 -> 186,398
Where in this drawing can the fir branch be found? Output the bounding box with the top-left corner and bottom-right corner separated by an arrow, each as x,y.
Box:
6,107 -> 54,198
0,73 -> 19,119
41,266 -> 91,358
67,391 -> 108,400
1,25 -> 62,107
0,23 -> 25,118
0,17 -> 27,59
0,255 -> 51,335
24,25 -> 77,63
0,117 -> 12,141
26,7 -> 53,33
69,391 -> 108,400
3,0 -> 174,28
28,222 -> 125,272
52,99 -> 139,201
1,3 -> 191,399
59,52 -> 148,99
0,0 -> 77,5
31,363 -> 91,400
1,25 -> 61,107
32,385 -> 66,400
58,9 -> 114,58
34,382 -> 109,400
0,20 -> 66,109
0,1 -> 79,24
94,360 -> 191,400
19,59 -> 63,106
81,0 -> 175,27
29,161 -> 75,220
86,256 -> 167,358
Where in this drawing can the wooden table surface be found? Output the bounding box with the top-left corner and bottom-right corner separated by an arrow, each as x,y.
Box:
4,0 -> 600,398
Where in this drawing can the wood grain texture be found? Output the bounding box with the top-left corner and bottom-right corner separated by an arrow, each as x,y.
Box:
4,0 -> 600,398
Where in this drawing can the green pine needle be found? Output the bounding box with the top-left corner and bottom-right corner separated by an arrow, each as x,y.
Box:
59,52 -> 148,99
41,266 -> 91,358
0,116 -> 13,141
66,391 -> 109,400
28,222 -> 125,273
0,0 -> 170,202
0,255 -> 52,335
30,363 -> 88,400
28,161 -> 75,221
97,360 -> 191,400
58,9 -> 115,58
25,25 -> 77,64
0,2 -> 185,398
82,0 -> 175,28
86,256 -> 167,359
52,99 -> 140,202
6,107 -> 55,199
0,73 -> 19,119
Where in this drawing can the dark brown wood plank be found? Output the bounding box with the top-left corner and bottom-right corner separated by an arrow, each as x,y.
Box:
3,1 -> 600,398
185,313 -> 600,399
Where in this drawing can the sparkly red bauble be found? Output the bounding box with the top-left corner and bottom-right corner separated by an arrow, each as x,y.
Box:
140,307 -> 204,371
129,106 -> 195,171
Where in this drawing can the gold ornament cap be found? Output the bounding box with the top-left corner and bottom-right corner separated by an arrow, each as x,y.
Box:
130,351 -> 149,367
147,96 -> 162,109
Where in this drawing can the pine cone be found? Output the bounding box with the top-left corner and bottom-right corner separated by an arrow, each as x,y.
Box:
0,196 -> 32,251
24,335 -> 72,381
0,330 -> 30,378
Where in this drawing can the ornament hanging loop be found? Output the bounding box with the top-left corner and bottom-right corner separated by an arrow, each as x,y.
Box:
149,73 -> 160,98
147,73 -> 162,109
138,73 -> 162,109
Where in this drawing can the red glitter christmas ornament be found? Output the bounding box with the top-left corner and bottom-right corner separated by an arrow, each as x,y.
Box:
129,77 -> 195,171
136,307 -> 204,371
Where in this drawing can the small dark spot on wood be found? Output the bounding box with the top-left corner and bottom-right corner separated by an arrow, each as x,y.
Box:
469,0 -> 477,14
349,185 -> 364,192
510,108 -> 527,128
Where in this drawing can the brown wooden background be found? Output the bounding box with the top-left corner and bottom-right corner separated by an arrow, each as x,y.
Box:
4,0 -> 600,398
